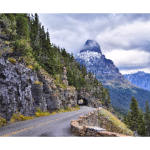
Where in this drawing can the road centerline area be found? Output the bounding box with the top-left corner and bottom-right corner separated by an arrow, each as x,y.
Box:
0,106 -> 94,137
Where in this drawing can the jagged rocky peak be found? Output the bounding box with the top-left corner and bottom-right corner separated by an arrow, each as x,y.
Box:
80,40 -> 102,54
75,39 -> 129,86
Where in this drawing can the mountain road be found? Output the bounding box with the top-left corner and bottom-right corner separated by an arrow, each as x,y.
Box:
0,106 -> 96,137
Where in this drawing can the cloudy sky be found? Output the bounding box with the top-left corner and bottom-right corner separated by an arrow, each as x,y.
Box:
38,13 -> 150,75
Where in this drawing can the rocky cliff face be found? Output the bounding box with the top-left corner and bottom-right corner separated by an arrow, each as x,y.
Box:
0,54 -> 104,121
124,71 -> 150,91
0,56 -> 78,120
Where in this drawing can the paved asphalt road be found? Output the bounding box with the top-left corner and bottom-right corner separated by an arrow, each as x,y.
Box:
0,106 -> 96,137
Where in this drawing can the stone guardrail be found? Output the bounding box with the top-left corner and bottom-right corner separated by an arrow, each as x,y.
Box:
71,108 -> 131,137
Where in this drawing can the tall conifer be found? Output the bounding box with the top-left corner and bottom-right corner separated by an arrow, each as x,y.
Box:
137,108 -> 146,136
127,96 -> 139,131
145,101 -> 150,136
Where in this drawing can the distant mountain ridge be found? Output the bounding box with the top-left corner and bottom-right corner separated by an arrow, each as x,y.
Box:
124,71 -> 150,91
75,40 -> 150,113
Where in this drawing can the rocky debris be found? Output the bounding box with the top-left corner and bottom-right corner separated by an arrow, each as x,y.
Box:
0,33 -> 9,41
86,126 -> 106,131
133,130 -> 140,137
5,51 -> 22,59
61,66 -> 68,86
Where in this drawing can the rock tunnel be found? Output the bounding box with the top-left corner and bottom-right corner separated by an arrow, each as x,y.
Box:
77,98 -> 88,106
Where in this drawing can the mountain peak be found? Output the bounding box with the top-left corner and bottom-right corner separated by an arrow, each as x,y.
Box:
80,40 -> 102,54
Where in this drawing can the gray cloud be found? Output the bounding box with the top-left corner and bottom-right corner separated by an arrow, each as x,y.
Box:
38,13 -> 150,74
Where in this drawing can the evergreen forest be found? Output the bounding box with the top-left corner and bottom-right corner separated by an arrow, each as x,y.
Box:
123,96 -> 150,136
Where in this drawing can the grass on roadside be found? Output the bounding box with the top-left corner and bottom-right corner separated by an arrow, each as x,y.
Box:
35,108 -> 54,117
35,105 -> 80,117
57,105 -> 80,113
0,116 -> 7,127
99,108 -> 133,136
10,112 -> 35,123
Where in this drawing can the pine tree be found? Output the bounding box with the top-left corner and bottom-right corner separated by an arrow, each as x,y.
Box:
127,96 -> 139,131
102,88 -> 110,107
34,13 -> 39,37
137,108 -> 146,136
40,26 -> 47,57
93,77 -> 98,87
16,14 -> 30,41
46,29 -> 51,49
30,13 -> 39,45
12,14 -> 32,55
70,53 -> 74,62
145,101 -> 150,136
123,114 -> 128,126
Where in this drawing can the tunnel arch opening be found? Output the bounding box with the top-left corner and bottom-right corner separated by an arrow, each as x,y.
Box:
77,98 -> 88,106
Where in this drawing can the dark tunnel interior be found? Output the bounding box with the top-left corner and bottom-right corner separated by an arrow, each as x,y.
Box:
77,98 -> 88,106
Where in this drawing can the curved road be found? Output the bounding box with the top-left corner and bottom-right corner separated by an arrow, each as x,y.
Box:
0,106 -> 96,137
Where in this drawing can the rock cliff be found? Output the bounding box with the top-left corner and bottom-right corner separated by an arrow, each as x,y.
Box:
0,54 -> 105,121
0,56 -> 78,120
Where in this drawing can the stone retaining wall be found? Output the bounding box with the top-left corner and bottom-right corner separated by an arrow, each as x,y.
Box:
71,108 -> 131,137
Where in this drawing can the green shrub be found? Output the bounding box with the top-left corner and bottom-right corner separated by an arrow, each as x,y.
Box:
10,112 -> 35,123
8,57 -> 16,64
54,74 -> 66,90
26,65 -> 33,70
0,51 -> 2,58
34,81 -> 43,85
75,105 -> 80,109
35,108 -> 53,117
33,63 -> 41,71
0,116 -> 6,127
64,106 -> 69,110
12,39 -> 32,55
